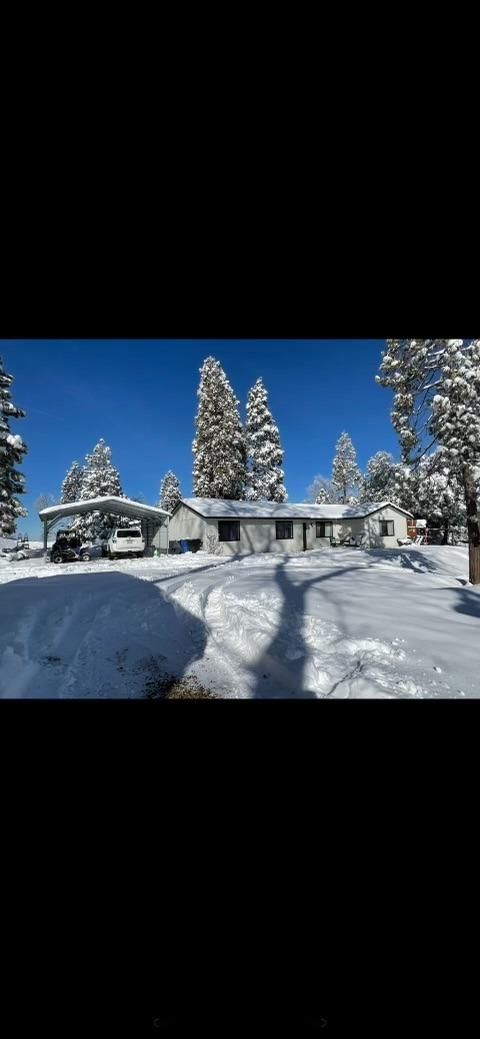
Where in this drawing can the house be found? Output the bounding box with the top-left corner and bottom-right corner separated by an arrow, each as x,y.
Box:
169,499 -> 413,555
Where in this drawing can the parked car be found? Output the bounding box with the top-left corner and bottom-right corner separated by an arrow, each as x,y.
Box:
103,527 -> 145,559
50,531 -> 92,564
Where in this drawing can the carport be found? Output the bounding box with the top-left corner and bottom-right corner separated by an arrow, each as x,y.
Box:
38,496 -> 171,560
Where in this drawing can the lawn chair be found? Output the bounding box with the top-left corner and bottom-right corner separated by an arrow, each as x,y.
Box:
331,533 -> 355,547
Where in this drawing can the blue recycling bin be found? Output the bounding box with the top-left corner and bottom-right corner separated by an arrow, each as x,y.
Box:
179,539 -> 190,554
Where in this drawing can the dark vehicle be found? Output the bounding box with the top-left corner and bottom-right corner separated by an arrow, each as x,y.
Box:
50,530 -> 91,564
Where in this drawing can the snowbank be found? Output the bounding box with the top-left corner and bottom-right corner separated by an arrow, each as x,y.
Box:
0,546 -> 479,698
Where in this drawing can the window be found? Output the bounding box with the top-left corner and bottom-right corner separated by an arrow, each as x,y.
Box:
316,522 -> 333,538
276,520 -> 293,540
116,529 -> 142,539
379,520 -> 394,537
218,520 -> 240,542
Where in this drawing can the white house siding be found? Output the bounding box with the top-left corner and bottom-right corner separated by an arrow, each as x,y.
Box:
151,523 -> 169,552
169,508 -> 208,542
170,508 -> 310,555
322,508 -> 407,547
227,518 -> 306,555
170,504 -> 410,554
363,505 -> 408,547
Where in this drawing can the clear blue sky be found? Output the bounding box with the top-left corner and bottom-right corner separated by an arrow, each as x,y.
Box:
1,340 -> 399,537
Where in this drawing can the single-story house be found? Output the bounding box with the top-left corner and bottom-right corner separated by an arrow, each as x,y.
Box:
169,499 -> 413,555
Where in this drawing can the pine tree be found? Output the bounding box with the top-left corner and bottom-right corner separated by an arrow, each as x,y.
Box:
314,486 -> 333,505
159,470 -> 182,513
360,451 -> 399,503
0,355 -> 27,536
192,357 -> 247,499
392,463 -> 417,514
377,338 -> 480,582
331,432 -> 362,504
61,461 -> 84,504
245,377 -> 287,502
410,455 -> 465,543
306,475 -> 337,504
74,438 -> 123,542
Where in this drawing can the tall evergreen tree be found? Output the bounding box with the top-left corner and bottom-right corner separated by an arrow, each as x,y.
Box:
192,357 -> 247,499
245,377 -> 287,501
409,455 -> 465,543
159,470 -> 182,513
74,438 -> 123,541
377,338 -> 480,583
0,355 -> 27,536
331,432 -> 361,503
61,460 -> 84,504
360,451 -> 399,503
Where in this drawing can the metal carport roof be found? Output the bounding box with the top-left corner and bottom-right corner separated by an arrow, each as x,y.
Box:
38,496 -> 171,555
38,495 -> 171,525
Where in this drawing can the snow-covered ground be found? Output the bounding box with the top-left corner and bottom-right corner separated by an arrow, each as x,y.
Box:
0,546 -> 479,698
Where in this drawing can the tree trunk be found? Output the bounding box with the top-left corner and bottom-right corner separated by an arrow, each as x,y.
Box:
442,518 -> 449,545
463,465 -> 480,585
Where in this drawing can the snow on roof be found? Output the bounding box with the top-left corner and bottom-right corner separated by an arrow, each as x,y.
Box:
179,499 -> 412,520
38,496 -> 171,521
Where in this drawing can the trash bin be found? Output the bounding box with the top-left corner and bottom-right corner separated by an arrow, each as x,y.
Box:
180,540 -> 190,554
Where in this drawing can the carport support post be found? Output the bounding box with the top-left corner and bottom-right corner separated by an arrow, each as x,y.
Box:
43,519 -> 48,561
166,517 -> 169,555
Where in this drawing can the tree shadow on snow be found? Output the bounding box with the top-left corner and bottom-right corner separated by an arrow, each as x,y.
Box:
148,555 -> 238,588
362,549 -> 440,574
0,570 -> 208,698
250,559 -> 363,699
437,584 -> 480,620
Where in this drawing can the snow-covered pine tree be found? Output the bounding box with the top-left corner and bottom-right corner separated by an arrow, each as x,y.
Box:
245,377 -> 287,502
360,451 -> 400,504
74,438 -> 123,542
314,486 -> 333,505
391,463 -> 416,515
61,460 -> 84,504
306,475 -> 338,504
377,338 -> 480,582
331,432 -> 362,504
409,455 -> 465,543
192,357 -> 247,499
0,354 -> 27,536
159,470 -> 182,513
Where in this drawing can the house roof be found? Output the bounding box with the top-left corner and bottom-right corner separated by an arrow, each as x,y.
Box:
177,498 -> 413,520
38,496 -> 171,524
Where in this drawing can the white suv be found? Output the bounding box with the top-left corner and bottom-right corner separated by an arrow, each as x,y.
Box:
106,527 -> 145,559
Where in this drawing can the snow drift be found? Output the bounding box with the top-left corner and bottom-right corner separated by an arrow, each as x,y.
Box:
0,546 -> 479,698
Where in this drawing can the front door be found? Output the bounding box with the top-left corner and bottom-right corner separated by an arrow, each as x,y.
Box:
303,522 -> 307,551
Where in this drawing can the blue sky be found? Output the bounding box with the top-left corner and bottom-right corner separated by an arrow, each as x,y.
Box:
1,340 -> 399,537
